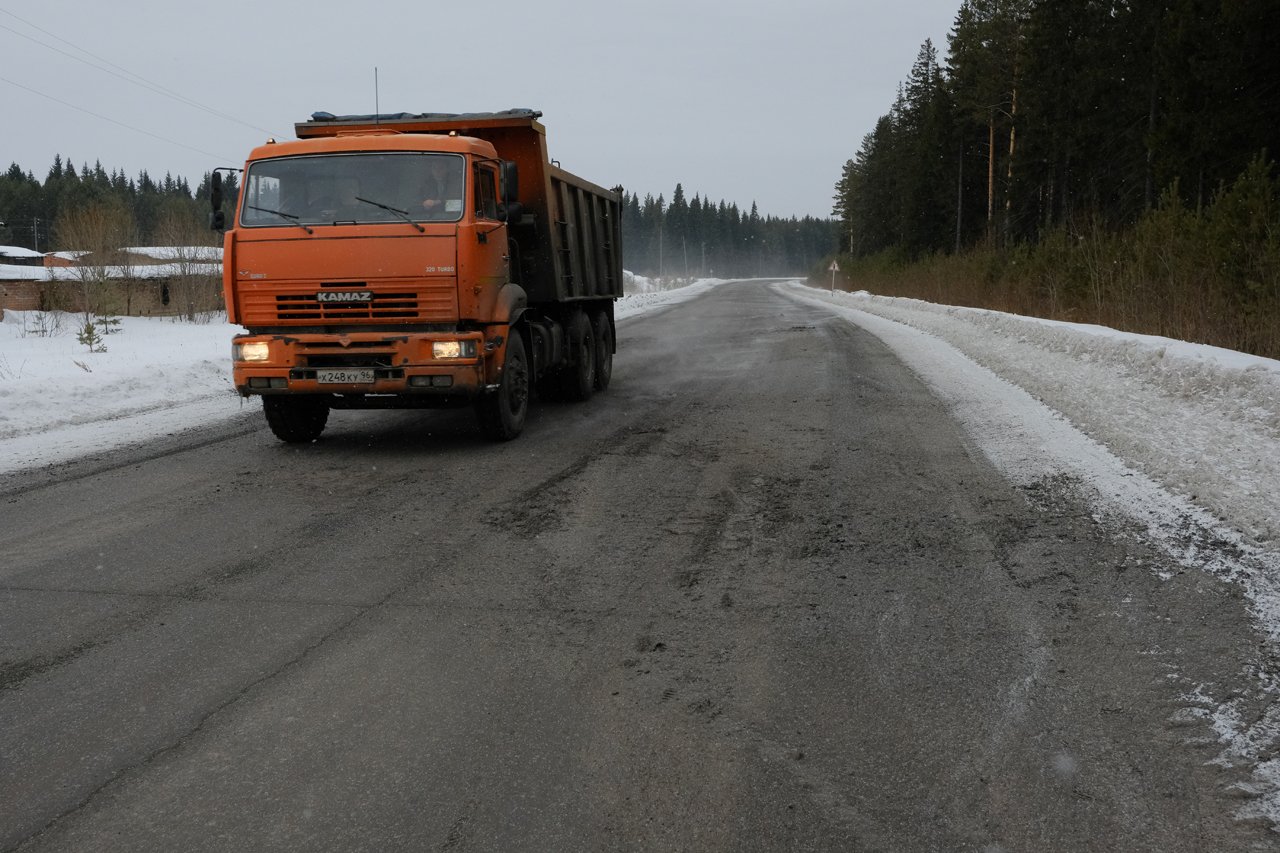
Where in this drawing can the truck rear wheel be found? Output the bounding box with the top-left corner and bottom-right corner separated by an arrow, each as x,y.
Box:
592,309 -> 613,392
559,310 -> 596,401
262,395 -> 329,443
476,328 -> 529,441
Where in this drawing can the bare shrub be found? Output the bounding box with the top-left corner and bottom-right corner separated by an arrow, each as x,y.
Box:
21,310 -> 63,338
154,198 -> 223,321
54,198 -> 138,322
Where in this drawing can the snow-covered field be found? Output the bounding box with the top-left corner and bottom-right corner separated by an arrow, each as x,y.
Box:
4,274 -> 1280,820
0,311 -> 242,474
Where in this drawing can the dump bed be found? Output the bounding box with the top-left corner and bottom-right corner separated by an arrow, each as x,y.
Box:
295,110 -> 623,305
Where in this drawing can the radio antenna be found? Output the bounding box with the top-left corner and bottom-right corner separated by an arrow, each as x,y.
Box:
374,67 -> 380,121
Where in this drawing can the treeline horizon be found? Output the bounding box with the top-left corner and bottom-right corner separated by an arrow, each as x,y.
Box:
621,186 -> 838,279
1,156 -> 840,281
0,156 -> 225,252
831,0 -> 1280,358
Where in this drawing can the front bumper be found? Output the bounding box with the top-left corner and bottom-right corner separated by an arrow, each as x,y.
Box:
231,331 -> 489,398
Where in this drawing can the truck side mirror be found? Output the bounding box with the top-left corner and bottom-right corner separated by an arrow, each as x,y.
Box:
501,161 -> 519,205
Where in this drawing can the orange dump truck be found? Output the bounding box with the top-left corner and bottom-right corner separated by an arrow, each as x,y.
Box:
211,109 -> 623,442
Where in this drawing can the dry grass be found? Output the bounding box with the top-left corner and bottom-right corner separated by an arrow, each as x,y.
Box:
827,158 -> 1280,359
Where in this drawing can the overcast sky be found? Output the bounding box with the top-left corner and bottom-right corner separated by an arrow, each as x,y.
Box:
1,0 -> 960,220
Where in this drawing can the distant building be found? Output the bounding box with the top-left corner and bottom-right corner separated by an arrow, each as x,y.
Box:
43,251 -> 88,268
0,245 -> 223,319
0,245 -> 45,267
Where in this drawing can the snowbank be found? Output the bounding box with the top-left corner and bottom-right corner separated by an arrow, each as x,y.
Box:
0,311 -> 243,474
782,284 -> 1280,546
616,272 -> 732,319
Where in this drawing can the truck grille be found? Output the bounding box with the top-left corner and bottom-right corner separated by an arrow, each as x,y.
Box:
238,280 -> 458,326
276,292 -> 418,321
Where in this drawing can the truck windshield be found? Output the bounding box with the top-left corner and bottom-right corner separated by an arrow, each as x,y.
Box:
239,152 -> 466,227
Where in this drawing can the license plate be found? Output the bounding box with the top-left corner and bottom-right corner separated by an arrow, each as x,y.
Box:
316,368 -> 375,384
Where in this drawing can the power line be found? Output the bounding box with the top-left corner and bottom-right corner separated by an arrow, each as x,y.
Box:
0,74 -> 235,163
0,7 -> 281,138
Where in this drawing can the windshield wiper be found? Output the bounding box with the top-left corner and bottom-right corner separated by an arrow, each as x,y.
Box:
248,205 -> 314,234
356,196 -> 426,233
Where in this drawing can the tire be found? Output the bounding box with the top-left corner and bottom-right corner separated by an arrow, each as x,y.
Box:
262,395 -> 329,443
558,310 -> 596,401
475,328 -> 530,441
592,309 -> 613,392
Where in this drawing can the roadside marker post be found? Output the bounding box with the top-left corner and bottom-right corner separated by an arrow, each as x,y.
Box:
828,259 -> 839,294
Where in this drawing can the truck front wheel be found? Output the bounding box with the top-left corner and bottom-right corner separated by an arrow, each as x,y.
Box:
476,328 -> 529,441
262,395 -> 330,443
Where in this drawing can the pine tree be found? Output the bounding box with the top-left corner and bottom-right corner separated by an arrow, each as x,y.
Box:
666,184 -> 689,275
947,0 -> 1031,243
832,159 -> 854,236
687,194 -> 705,275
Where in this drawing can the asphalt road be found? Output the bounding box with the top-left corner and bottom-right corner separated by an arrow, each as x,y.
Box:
1,280 -> 1274,851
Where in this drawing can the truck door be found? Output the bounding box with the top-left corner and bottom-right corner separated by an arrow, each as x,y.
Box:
459,162 -> 509,324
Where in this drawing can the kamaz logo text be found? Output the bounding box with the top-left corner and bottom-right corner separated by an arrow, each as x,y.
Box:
316,291 -> 373,303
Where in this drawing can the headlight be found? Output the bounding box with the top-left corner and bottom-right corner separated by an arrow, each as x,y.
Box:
432,340 -> 477,359
234,341 -> 271,362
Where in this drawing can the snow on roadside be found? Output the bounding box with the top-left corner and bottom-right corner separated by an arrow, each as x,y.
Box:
778,279 -> 1280,635
616,272 -> 731,319
0,312 -> 244,475
779,283 -> 1280,546
778,280 -> 1280,826
0,313 -> 239,437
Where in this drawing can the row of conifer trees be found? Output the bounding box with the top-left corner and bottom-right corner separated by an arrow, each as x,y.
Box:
830,0 -> 1280,357
621,185 -> 838,279
0,156 -> 227,251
